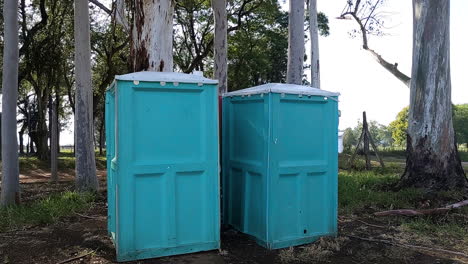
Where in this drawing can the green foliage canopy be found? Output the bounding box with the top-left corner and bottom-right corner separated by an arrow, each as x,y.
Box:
389,106 -> 409,147
453,104 -> 468,146
388,105 -> 468,148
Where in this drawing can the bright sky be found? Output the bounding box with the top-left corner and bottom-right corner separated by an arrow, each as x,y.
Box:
56,0 -> 468,145
296,0 -> 468,130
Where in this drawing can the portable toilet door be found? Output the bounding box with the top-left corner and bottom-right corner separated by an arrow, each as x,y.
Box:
222,83 -> 340,249
105,72 -> 220,262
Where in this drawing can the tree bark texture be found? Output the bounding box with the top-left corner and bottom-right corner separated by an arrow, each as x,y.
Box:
131,0 -> 175,72
286,0 -> 304,85
401,0 -> 467,191
309,0 -> 320,89
213,0 -> 228,94
74,0 -> 98,192
1,0 -> 20,206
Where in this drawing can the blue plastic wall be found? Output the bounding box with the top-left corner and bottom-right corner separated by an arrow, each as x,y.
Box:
106,79 -> 220,262
222,93 -> 338,249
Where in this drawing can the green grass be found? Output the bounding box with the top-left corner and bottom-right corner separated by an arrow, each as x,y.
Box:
19,152 -> 107,173
401,217 -> 468,241
338,170 -> 426,215
0,191 -> 96,232
338,163 -> 468,245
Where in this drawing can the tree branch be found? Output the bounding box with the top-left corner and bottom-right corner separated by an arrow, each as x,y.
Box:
374,200 -> 468,216
89,0 -> 111,15
340,1 -> 411,87
366,48 -> 411,87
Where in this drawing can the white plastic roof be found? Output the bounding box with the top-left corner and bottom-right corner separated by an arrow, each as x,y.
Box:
223,83 -> 340,97
115,71 -> 218,84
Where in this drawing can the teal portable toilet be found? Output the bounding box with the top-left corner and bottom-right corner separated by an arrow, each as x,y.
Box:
105,72 -> 220,262
222,83 -> 339,249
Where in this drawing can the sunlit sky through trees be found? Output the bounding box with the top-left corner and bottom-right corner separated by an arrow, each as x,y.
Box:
53,0 -> 468,144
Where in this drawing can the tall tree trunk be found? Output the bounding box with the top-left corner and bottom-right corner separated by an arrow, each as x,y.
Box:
98,109 -> 104,156
50,99 -> 58,182
1,0 -> 20,206
400,0 -> 467,191
99,122 -> 104,155
74,0 -> 98,192
48,94 -> 52,156
56,92 -> 60,154
35,89 -> 49,161
286,0 -> 305,85
212,0 -> 228,94
309,0 -> 320,89
130,0 -> 175,72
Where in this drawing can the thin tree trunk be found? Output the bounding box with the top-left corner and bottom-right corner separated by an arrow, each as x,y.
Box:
74,0 -> 98,192
213,0 -> 228,94
1,0 -> 20,206
99,123 -> 104,156
18,131 -> 24,155
401,0 -> 467,191
309,0 -> 320,88
286,0 -> 305,85
35,90 -> 49,160
51,100 -> 58,182
130,0 -> 175,72
56,92 -> 60,153
48,94 -> 53,157
99,109 -> 104,156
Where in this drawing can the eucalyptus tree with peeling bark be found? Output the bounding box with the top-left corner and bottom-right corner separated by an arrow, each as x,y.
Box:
131,0 -> 175,72
74,0 -> 99,192
309,0 -> 320,88
212,0 -> 228,94
1,0 -> 20,206
286,0 -> 305,85
400,0 -> 467,191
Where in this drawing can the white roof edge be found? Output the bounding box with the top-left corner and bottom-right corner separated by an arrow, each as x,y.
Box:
223,83 -> 340,97
115,71 -> 218,84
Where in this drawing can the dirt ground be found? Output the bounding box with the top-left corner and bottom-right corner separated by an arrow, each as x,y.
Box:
1,171 -> 467,264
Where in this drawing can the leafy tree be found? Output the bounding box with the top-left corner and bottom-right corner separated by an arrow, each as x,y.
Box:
172,0 -> 329,91
342,120 -> 393,151
390,105 -> 468,149
342,127 -> 358,152
389,106 -> 409,147
453,104 -> 468,147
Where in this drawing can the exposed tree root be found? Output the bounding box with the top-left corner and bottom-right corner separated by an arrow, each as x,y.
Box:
374,200 -> 468,216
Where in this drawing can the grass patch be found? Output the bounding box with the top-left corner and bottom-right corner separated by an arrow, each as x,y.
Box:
0,191 -> 95,232
19,153 -> 107,173
401,217 -> 468,241
338,170 -> 425,215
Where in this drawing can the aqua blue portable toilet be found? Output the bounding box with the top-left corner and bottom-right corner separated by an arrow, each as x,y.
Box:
222,83 -> 339,249
105,72 -> 220,262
